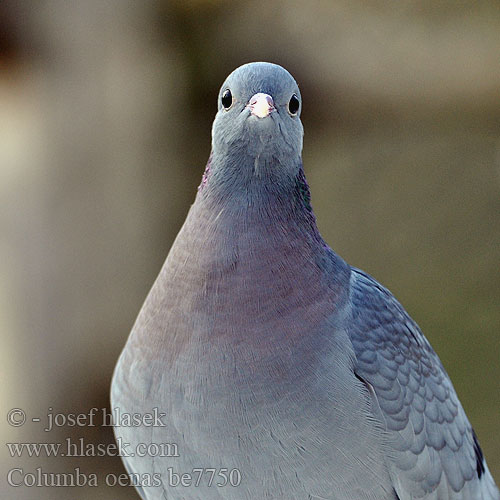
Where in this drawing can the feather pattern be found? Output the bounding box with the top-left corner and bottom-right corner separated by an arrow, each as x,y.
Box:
348,268 -> 499,499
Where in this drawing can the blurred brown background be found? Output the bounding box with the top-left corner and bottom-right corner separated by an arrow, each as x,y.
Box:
1,1 -> 499,498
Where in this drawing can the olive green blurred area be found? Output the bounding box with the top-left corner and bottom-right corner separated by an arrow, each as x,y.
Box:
1,1 -> 499,498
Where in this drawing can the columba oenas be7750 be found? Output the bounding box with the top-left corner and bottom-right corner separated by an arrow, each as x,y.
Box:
111,62 -> 499,499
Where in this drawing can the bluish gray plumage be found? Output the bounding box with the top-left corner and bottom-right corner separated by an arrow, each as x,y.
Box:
111,62 -> 499,499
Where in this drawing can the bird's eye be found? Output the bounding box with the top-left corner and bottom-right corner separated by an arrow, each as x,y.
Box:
288,94 -> 300,115
221,89 -> 233,109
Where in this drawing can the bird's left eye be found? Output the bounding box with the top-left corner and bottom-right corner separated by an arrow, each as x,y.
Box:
221,89 -> 233,109
288,94 -> 300,115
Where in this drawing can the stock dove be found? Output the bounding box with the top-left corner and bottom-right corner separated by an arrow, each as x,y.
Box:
111,62 -> 499,499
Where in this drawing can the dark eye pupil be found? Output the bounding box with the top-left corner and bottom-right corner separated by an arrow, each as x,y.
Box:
221,89 -> 232,109
288,94 -> 300,115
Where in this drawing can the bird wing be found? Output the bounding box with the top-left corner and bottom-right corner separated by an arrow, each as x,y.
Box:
348,268 -> 499,500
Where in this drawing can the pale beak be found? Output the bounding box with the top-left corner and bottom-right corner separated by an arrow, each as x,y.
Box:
247,93 -> 275,118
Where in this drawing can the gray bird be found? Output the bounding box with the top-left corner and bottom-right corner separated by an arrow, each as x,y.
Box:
111,62 -> 499,499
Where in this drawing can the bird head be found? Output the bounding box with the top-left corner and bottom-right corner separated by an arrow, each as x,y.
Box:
211,62 -> 304,178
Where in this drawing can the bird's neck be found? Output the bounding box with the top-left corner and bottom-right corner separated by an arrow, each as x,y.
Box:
197,153 -> 320,240
163,155 -> 350,312
141,155 -> 351,356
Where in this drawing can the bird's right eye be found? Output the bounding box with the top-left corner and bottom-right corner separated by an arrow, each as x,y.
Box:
221,89 -> 233,109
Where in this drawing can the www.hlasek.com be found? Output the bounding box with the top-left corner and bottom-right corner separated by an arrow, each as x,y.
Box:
7,437 -> 179,458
